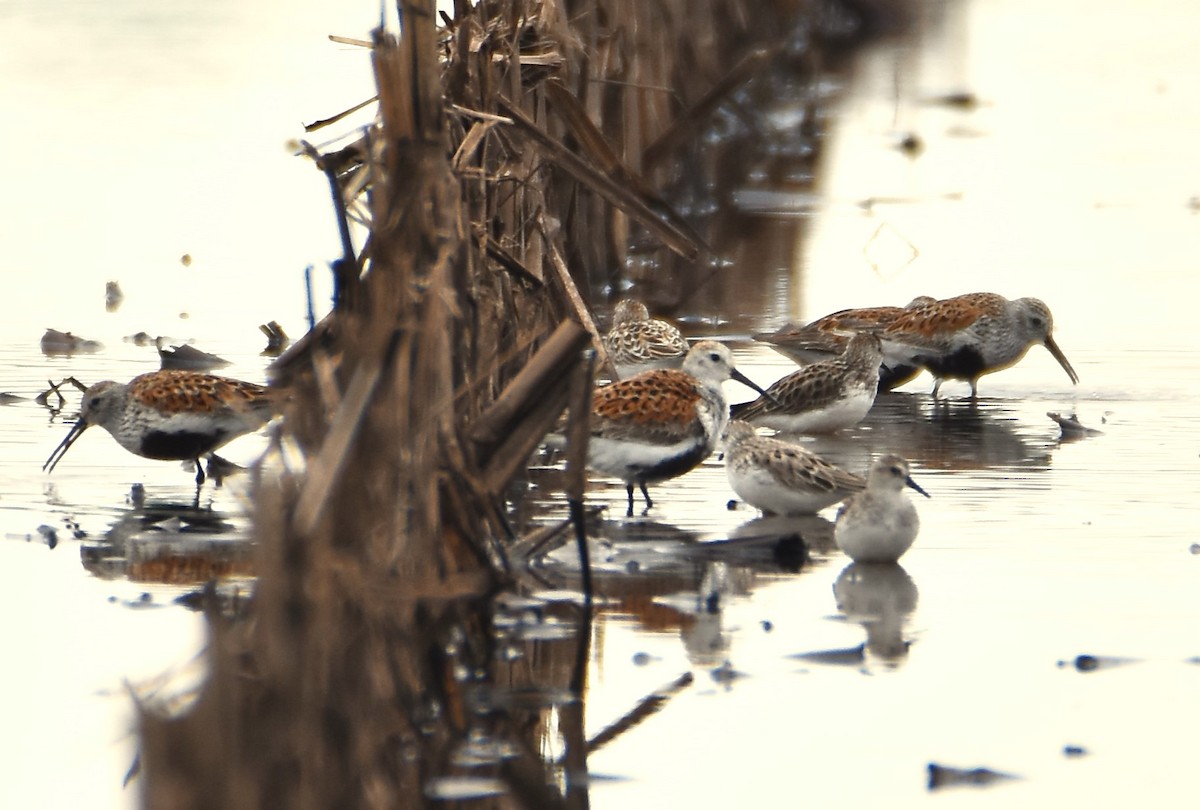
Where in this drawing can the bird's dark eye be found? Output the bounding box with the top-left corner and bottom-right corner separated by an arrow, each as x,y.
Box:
709,352 -> 721,362
890,465 -> 903,476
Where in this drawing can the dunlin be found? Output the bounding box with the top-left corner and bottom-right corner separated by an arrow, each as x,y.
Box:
585,340 -> 771,516
834,454 -> 930,563
723,420 -> 865,515
603,299 -> 688,378
879,292 -> 1078,398
44,369 -> 276,485
755,297 -> 934,390
730,332 -> 883,434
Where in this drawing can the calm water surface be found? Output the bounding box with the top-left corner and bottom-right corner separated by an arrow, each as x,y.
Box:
2,0 -> 1200,808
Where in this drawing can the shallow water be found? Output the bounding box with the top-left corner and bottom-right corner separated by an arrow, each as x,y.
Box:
3,0 -> 1200,807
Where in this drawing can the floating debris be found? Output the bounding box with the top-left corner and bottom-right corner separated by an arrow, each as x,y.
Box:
1048,411 -> 1103,439
1063,744 -> 1088,757
40,328 -> 103,355
156,339 -> 231,371
894,131 -> 924,157
37,375 -> 88,413
790,643 -> 866,667
105,280 -> 124,312
259,320 -> 290,355
0,392 -> 24,405
174,580 -> 253,619
1058,653 -> 1138,672
927,762 -> 1019,790
919,91 -> 979,109
203,454 -> 246,486
35,524 -> 58,549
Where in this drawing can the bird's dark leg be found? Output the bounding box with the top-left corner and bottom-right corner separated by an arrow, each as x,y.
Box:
625,484 -> 636,517
639,481 -> 653,512
193,458 -> 206,486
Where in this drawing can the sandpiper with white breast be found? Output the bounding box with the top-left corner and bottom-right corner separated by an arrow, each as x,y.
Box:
879,292 -> 1078,398
44,369 -> 276,486
603,299 -> 688,379
730,332 -> 883,434
584,340 -> 772,516
834,454 -> 930,563
723,420 -> 865,515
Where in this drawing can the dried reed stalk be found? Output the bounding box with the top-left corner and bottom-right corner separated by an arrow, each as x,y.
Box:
137,0 -> 871,805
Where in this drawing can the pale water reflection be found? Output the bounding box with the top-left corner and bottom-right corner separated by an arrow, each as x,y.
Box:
3,0 -> 1200,808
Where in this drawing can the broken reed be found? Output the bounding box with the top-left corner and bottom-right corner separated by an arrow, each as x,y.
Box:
137,0 -> 852,807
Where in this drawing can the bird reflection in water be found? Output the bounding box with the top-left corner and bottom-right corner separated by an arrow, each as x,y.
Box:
803,391 -> 1054,476
832,562 -> 919,667
78,490 -> 253,588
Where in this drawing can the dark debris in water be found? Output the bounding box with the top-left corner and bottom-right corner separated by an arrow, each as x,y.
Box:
127,331 -> 156,347
37,376 -> 88,414
40,328 -> 103,356
1058,653 -> 1139,672
790,643 -> 866,667
157,340 -> 231,371
1048,411 -> 1103,440
34,524 -> 58,549
113,591 -> 161,610
919,90 -> 980,109
175,581 -> 253,619
105,280 -> 124,312
709,661 -> 742,684
927,762 -> 1019,790
259,320 -> 290,355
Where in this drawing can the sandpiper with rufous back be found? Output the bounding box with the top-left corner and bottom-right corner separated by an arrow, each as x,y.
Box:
878,292 -> 1078,398
582,340 -> 772,516
44,369 -> 277,486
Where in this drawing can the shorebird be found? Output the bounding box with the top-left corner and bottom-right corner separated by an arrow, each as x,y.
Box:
584,340 -> 772,516
834,454 -> 929,563
44,369 -> 276,486
723,421 -> 865,515
730,332 -> 883,434
755,297 -> 935,390
603,299 -> 688,379
878,293 -> 1078,398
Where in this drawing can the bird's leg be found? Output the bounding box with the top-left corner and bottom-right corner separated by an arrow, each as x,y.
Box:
625,483 -> 636,517
639,480 -> 653,512
193,458 -> 206,486
930,378 -> 943,400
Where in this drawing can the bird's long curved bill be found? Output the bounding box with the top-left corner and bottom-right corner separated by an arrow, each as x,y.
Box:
1044,336 -> 1079,385
730,369 -> 782,406
906,475 -> 931,499
43,420 -> 89,474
